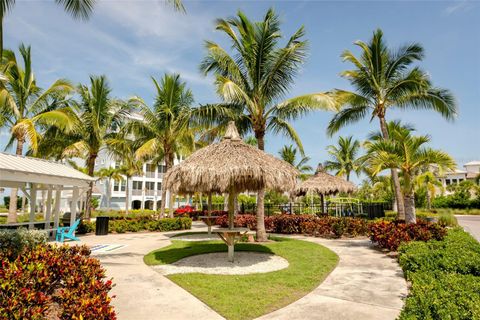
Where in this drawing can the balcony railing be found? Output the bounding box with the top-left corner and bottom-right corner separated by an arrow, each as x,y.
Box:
145,172 -> 156,178
132,190 -> 142,196
145,190 -> 155,196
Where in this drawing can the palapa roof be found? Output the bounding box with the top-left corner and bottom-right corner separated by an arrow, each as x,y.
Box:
164,122 -> 298,194
294,165 -> 357,196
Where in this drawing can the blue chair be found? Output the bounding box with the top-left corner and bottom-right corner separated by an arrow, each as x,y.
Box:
56,219 -> 81,242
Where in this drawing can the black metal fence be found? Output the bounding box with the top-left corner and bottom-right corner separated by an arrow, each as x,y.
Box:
205,202 -> 388,219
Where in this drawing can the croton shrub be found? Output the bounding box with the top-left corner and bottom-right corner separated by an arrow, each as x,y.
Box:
369,220 -> 447,251
215,214 -> 370,238
0,239 -> 115,319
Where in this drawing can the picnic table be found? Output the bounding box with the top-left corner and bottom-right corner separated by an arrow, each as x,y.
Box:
198,215 -> 221,234
212,227 -> 249,262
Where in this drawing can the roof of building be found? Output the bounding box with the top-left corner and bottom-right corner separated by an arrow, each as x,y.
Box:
465,161 -> 480,166
0,152 -> 95,187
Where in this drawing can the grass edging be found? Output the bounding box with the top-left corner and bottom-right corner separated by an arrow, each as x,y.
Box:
144,235 -> 338,320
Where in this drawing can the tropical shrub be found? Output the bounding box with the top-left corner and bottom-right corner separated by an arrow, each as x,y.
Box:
398,228 -> 480,277
107,217 -> 192,233
215,214 -> 370,238
77,219 -> 95,234
398,229 -> 480,319
369,220 -> 446,251
0,229 -> 47,257
0,244 -> 115,319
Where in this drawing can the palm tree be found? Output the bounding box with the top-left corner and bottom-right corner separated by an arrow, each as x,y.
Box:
327,29 -> 457,220
415,171 -> 442,210
324,136 -> 361,181
364,121 -> 455,223
0,44 -> 75,223
0,0 -> 95,57
97,167 -> 123,211
61,75 -> 133,218
199,8 -> 336,241
126,73 -> 194,218
279,145 -> 312,180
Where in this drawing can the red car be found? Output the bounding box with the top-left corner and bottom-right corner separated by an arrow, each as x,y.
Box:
174,205 -> 196,215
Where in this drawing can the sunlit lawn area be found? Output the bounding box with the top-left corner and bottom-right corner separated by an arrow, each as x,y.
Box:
144,236 -> 338,320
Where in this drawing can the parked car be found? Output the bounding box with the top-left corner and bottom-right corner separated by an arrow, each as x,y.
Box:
174,205 -> 196,215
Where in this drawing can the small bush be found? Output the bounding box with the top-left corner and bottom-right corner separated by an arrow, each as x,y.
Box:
399,272 -> 480,320
0,244 -> 115,319
398,229 -> 480,320
398,228 -> 480,277
0,229 -> 47,258
437,212 -> 458,227
369,220 -> 446,251
77,219 -> 95,234
107,217 -> 192,233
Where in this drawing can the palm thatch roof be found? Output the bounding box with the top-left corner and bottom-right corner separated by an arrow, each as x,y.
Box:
164,122 -> 298,194
294,165 -> 357,196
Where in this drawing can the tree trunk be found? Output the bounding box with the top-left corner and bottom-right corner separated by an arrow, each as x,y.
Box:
106,178 -> 111,210
125,176 -> 130,214
255,132 -> 268,242
160,152 -> 173,218
404,191 -> 416,224
378,116 -> 405,220
7,139 -> 24,223
0,17 -> 3,60
85,153 -> 97,219
426,187 -> 431,211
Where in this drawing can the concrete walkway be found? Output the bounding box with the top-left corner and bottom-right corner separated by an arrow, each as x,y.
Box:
456,215 -> 480,242
258,236 -> 407,320
75,223 -> 407,320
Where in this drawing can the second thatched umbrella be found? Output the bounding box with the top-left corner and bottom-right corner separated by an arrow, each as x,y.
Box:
294,165 -> 357,214
164,121 -> 298,261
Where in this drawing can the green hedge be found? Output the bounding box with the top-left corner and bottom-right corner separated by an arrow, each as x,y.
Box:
0,229 -> 47,257
398,229 -> 480,319
108,217 -> 192,233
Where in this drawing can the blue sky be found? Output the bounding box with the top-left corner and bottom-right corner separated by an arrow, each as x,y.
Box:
3,0 -> 479,183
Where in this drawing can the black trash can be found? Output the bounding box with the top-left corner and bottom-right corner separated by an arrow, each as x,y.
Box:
95,216 -> 110,235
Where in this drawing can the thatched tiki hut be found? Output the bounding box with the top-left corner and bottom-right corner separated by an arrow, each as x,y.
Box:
294,165 -> 356,214
164,122 -> 298,260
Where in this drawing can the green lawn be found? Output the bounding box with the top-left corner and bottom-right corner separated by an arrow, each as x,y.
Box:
144,236 -> 338,320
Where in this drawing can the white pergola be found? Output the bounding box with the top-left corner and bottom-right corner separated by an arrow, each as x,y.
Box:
0,152 -> 96,232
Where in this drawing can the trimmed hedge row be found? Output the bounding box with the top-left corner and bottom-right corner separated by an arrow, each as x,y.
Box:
77,217 -> 192,234
0,231 -> 115,319
398,229 -> 480,319
215,214 -> 370,238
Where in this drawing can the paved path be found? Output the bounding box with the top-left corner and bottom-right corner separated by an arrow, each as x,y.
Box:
76,224 -> 223,320
258,236 -> 407,320
456,215 -> 480,242
75,223 -> 407,320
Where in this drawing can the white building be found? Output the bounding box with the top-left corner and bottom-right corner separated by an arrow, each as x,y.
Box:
92,149 -> 183,211
435,161 -> 480,194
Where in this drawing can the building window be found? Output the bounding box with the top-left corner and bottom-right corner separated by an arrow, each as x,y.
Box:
446,179 -> 451,185
146,182 -> 155,190
158,165 -> 167,173
157,182 -> 162,190
132,181 -> 143,190
115,161 -> 121,168
113,181 -> 120,191
146,163 -> 155,173
121,181 -> 126,191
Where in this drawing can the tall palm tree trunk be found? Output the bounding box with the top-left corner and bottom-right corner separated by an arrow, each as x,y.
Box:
160,151 -> 173,218
124,176 -> 130,214
404,190 -> 416,224
379,116 -> 405,220
426,188 -> 431,211
85,153 -> 97,219
255,132 -> 268,242
0,17 -> 3,59
7,139 -> 24,223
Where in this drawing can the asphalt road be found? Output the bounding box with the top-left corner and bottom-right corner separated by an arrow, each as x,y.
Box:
456,215 -> 480,242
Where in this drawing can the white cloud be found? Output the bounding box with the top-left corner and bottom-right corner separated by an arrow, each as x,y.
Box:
444,1 -> 474,15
